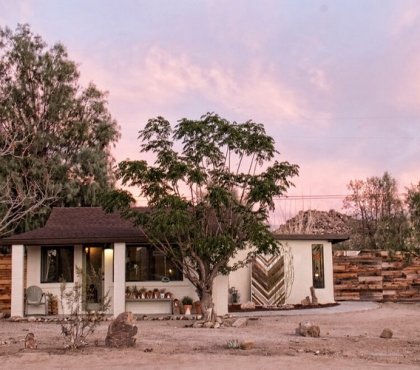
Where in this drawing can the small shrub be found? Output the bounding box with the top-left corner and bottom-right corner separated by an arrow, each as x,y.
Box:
59,266 -> 110,349
182,296 -> 193,305
226,338 -> 240,349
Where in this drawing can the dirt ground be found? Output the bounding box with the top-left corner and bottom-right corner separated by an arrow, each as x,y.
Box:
0,302 -> 419,369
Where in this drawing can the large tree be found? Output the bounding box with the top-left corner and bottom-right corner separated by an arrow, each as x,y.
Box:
406,182 -> 420,249
343,172 -> 409,250
102,113 -> 298,320
0,24 -> 120,236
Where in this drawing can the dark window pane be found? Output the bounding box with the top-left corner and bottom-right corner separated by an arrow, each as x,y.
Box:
126,245 -> 183,282
312,244 -> 325,289
41,247 -> 74,283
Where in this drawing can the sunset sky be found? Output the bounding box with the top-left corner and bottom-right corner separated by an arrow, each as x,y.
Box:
2,0 -> 419,225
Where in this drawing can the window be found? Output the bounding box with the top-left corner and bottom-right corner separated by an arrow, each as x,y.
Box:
126,245 -> 183,282
312,244 -> 325,289
41,247 -> 74,283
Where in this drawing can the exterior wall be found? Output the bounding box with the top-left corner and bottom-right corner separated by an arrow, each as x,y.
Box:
228,240 -> 335,306
287,241 -> 334,304
228,248 -> 252,303
213,274 -> 229,315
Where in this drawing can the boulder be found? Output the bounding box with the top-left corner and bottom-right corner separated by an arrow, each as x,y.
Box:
232,318 -> 248,328
295,321 -> 320,337
301,297 -> 311,306
380,328 -> 393,339
105,312 -> 138,348
24,333 -> 37,349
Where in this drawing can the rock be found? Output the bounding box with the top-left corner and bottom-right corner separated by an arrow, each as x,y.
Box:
214,322 -> 221,329
222,319 -> 234,327
295,321 -> 320,337
0,312 -> 4,319
310,287 -> 318,305
24,333 -> 37,349
105,312 -> 138,348
232,318 -> 248,328
216,316 -> 223,324
380,328 -> 393,339
240,341 -> 254,350
301,297 -> 311,306
27,316 -> 36,322
192,321 -> 204,328
240,301 -> 256,310
10,316 -> 23,322
203,321 -> 214,329
275,209 -> 352,235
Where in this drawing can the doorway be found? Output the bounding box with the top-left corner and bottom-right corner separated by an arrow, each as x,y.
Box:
84,246 -> 104,311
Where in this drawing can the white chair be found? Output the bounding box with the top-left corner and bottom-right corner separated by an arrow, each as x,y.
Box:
25,286 -> 48,316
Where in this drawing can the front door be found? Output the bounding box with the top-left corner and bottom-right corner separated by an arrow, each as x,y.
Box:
84,246 -> 103,311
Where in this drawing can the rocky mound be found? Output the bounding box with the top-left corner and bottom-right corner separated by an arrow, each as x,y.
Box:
275,209 -> 353,235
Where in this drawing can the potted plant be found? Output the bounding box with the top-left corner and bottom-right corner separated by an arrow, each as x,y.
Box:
153,288 -> 160,299
132,285 -> 139,299
182,296 -> 193,315
140,287 -> 147,299
159,288 -> 166,298
125,286 -> 132,299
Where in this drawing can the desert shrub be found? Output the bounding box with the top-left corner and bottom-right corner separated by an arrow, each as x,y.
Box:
59,266 -> 110,349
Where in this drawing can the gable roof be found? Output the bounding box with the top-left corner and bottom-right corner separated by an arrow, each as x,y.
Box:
1,207 -> 147,245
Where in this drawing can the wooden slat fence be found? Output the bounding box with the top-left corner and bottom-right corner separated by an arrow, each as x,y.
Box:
334,250 -> 420,302
0,255 -> 12,312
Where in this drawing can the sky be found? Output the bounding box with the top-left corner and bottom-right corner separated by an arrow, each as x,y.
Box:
1,0 -> 419,226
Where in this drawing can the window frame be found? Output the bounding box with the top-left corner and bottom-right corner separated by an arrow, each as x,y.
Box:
40,246 -> 74,283
311,244 -> 325,289
125,244 -> 183,282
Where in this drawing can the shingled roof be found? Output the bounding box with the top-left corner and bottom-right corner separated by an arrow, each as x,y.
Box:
2,207 -> 349,246
1,207 -> 147,245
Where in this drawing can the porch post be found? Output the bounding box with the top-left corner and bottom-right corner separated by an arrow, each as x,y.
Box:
113,242 -> 126,316
103,247 -> 114,313
11,244 -> 25,317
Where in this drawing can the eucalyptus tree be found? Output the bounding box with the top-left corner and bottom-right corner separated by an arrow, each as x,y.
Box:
102,113 -> 298,320
0,24 -> 119,236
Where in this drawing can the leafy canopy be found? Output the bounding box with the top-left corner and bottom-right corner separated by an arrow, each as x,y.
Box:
0,24 -> 120,235
103,113 -> 298,295
343,172 -> 410,250
406,182 -> 420,248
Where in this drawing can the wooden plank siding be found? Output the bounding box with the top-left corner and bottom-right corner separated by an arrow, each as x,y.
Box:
0,255 -> 12,312
334,251 -> 420,302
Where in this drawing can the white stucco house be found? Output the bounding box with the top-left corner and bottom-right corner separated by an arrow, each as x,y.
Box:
2,207 -> 347,317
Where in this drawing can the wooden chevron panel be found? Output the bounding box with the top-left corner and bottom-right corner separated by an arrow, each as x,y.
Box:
251,254 -> 285,306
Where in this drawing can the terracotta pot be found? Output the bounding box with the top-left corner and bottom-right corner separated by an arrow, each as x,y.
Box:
184,304 -> 192,315
194,301 -> 202,315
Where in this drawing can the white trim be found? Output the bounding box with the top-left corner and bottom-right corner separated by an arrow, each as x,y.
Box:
113,242 -> 126,315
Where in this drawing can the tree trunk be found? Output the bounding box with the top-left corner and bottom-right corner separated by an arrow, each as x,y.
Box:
197,286 -> 216,322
